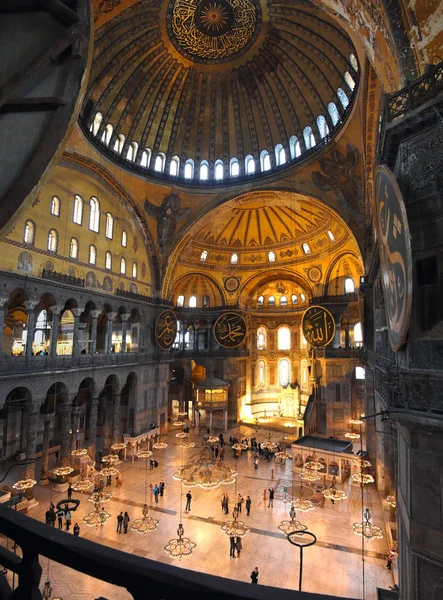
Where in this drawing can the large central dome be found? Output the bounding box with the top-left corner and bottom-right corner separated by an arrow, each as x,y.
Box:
83,0 -> 359,184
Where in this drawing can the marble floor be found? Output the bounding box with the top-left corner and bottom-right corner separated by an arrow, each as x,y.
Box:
1,425 -> 395,599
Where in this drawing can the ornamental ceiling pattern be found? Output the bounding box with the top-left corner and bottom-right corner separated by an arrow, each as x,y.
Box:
84,0 -> 357,176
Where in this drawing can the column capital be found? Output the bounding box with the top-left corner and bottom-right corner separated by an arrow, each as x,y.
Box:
107,312 -> 118,321
24,300 -> 39,311
71,307 -> 84,318
0,297 -> 8,308
50,305 -> 65,316
121,313 -> 131,321
90,310 -> 101,319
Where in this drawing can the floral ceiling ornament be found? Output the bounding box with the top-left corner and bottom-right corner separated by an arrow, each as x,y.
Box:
312,143 -> 363,224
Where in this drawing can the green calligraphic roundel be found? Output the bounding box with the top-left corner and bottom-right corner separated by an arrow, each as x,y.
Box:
155,309 -> 178,350
302,306 -> 335,348
213,312 -> 247,348
375,165 -> 412,352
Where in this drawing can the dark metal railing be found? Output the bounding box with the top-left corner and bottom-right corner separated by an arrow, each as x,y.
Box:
115,288 -> 173,306
385,60 -> 443,123
41,269 -> 85,288
0,506 -> 354,600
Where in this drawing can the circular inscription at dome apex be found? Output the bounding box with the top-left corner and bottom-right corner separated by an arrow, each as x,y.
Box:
169,0 -> 260,63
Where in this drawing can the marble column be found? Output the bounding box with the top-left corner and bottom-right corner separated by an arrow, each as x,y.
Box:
90,310 -> 101,354
88,396 -> 99,460
40,414 -> 54,483
333,318 -> 341,348
19,408 -> 28,455
24,301 -> 38,358
106,312 -> 117,354
71,308 -> 84,357
121,313 -> 131,353
224,409 -> 228,432
209,411 -> 213,430
49,306 -> 63,358
344,323 -> 350,349
71,406 -> 81,449
112,393 -> 121,444
195,409 -> 200,433
24,406 -> 40,499
59,399 -> 73,466
0,298 -> 7,355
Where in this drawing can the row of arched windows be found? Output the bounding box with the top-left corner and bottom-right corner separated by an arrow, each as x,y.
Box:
257,358 -> 292,387
256,322 -> 363,350
24,221 -> 137,277
176,295 -> 210,308
90,60 -> 357,182
257,294 -> 307,307
49,195 -> 128,246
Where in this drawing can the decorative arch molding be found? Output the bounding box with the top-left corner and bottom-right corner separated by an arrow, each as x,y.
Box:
58,151 -> 160,291
324,251 -> 363,295
238,269 -> 314,306
169,271 -> 226,307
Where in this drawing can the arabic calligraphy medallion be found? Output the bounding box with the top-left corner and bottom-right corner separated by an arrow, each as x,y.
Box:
301,306 -> 335,348
375,165 -> 412,351
213,312 -> 247,348
155,309 -> 178,350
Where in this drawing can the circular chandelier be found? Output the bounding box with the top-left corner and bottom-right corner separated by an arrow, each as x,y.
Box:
352,473 -> 374,485
261,440 -> 278,451
385,495 -> 396,508
153,441 -> 168,450
136,447 -> 153,459
304,459 -> 323,471
278,503 -> 307,536
232,442 -> 247,451
71,448 -> 88,458
172,420 -> 184,427
164,523 -> 196,560
323,477 -> 347,501
111,442 -> 126,451
207,436 -> 219,444
72,478 -> 93,492
177,411 -> 188,418
173,445 -> 236,489
353,508 -> 383,540
292,485 -> 315,512
350,418 -> 364,425
275,450 -> 292,461
54,466 -> 74,477
101,466 -> 118,477
176,432 -> 189,439
181,441 -> 196,449
102,454 -> 119,464
89,491 -> 112,503
345,432 -> 360,440
131,503 -> 158,534
352,458 -> 371,468
83,501 -> 111,528
299,470 -> 320,483
221,507 -> 250,537
12,478 -> 36,491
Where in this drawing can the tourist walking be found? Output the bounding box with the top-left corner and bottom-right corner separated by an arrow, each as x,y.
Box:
246,496 -> 251,516
254,455 -> 259,470
250,567 -> 259,584
159,480 -> 165,497
65,509 -> 72,531
219,446 -> 224,461
221,492 -> 227,513
73,523 -> 80,536
230,536 -> 236,558
154,484 -> 159,503
237,494 -> 244,513
185,490 -> 192,511
123,511 -> 130,533
117,512 -> 124,533
235,536 -> 243,557
116,472 -> 122,487
67,483 -> 72,500
57,509 -> 64,529
268,487 -> 274,507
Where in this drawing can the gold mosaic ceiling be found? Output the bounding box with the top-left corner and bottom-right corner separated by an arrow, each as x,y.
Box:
84,0 -> 358,179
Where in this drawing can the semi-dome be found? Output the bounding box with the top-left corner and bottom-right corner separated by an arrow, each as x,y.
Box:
83,0 -> 359,185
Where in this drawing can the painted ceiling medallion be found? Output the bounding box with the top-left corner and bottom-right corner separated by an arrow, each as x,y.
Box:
170,0 -> 259,62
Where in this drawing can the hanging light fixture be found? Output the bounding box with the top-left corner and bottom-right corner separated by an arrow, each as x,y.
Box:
304,454 -> 323,471
232,441 -> 247,451
323,476 -> 347,501
292,484 -> 315,512
177,411 -> 188,418
101,466 -> 118,477
83,500 -> 111,528
53,466 -> 74,477
132,452 -> 158,534
345,432 -> 360,440
350,418 -> 363,425
176,432 -> 189,439
71,447 -> 88,458
136,444 -> 152,459
181,441 -> 196,449
164,522 -> 196,559
278,502 -> 307,536
153,439 -> 168,450
221,507 -> 250,537
111,441 -> 127,452
207,435 -> 219,444
12,478 -> 37,491
172,420 -> 185,427
173,443 -> 236,489
102,454 -> 120,464
299,470 -> 321,483
385,495 -> 396,508
88,490 -> 112,503
352,473 -> 374,484
165,445 -> 196,559
72,478 -> 93,492
353,507 -> 383,540
275,449 -> 293,461
352,458 -> 371,468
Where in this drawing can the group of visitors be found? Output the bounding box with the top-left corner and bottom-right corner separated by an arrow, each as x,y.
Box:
116,511 -> 131,534
229,535 -> 243,557
45,502 -> 80,536
150,481 -> 165,502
